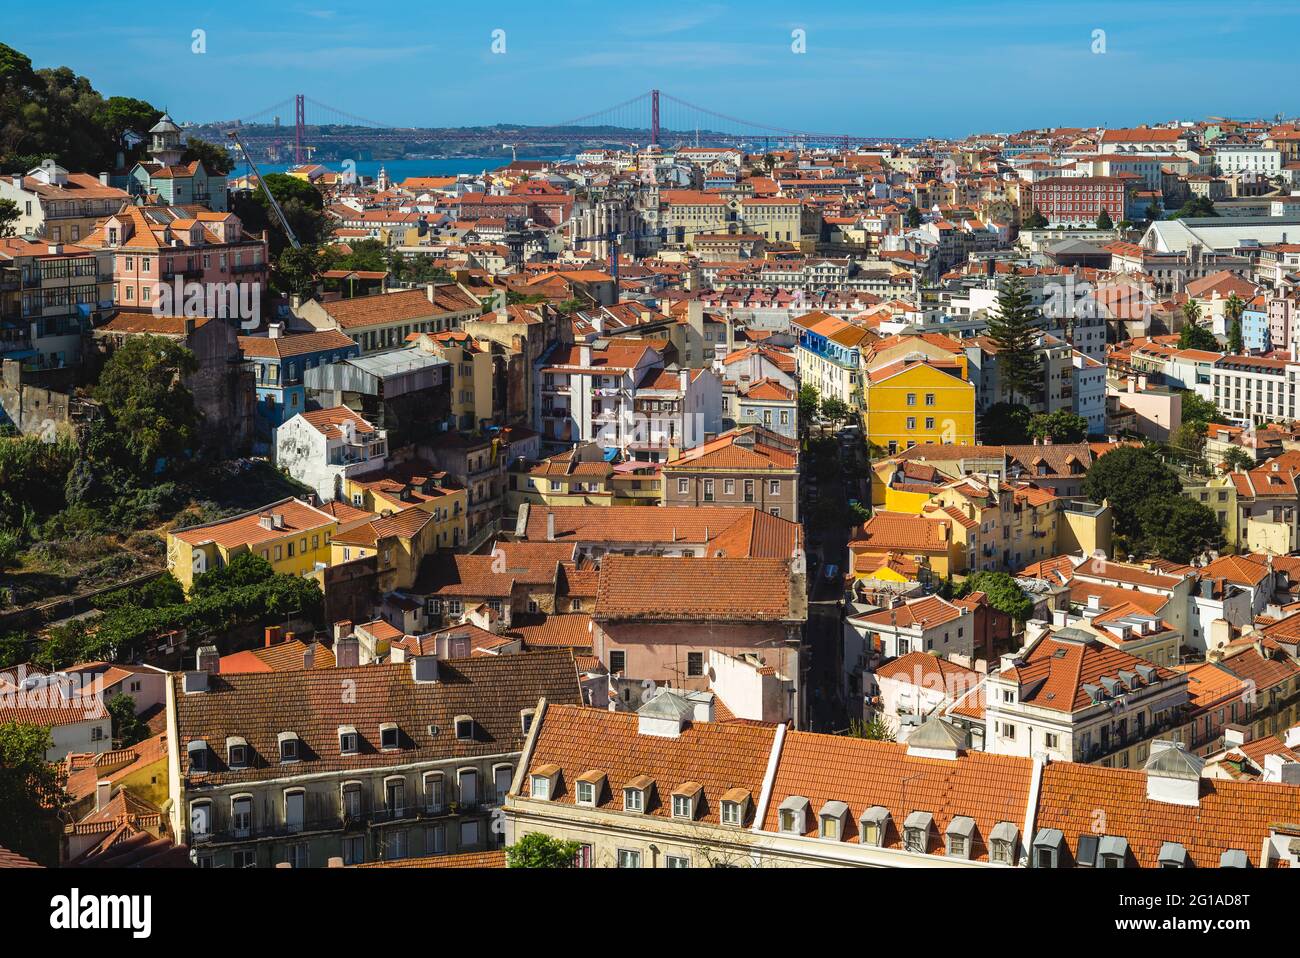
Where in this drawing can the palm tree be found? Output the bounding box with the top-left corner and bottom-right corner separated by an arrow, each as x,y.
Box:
1224,292 -> 1246,354
1181,299 -> 1202,327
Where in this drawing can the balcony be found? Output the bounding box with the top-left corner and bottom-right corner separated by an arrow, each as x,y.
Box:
230,262 -> 267,275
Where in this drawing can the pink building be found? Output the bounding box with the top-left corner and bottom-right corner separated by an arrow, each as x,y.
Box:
83,205 -> 269,314
591,555 -> 809,723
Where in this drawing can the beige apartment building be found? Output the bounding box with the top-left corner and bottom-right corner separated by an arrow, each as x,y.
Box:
660,426 -> 799,521
167,646 -> 581,868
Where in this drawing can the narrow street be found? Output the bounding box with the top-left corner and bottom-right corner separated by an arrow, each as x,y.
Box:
801,424 -> 861,733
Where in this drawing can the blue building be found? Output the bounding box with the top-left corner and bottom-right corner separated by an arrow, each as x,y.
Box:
238,325 -> 360,445
1242,300 -> 1270,354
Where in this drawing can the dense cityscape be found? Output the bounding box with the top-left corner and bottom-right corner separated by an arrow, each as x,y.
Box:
0,6 -> 1295,926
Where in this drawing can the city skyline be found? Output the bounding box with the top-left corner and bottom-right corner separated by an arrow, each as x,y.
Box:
7,0 -> 1300,137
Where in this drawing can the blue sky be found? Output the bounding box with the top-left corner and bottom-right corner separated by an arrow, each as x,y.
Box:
8,1 -> 1299,137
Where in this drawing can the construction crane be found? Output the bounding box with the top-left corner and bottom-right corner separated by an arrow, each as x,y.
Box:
226,128 -> 301,250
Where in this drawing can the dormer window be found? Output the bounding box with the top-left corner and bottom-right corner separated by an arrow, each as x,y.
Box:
777,795 -> 810,834
623,775 -> 652,813
818,801 -> 849,841
338,725 -> 358,755
903,811 -> 933,853
575,770 -> 605,807
278,732 -> 300,763
989,822 -> 1019,865
379,722 -> 399,750
719,787 -> 751,827
455,715 -> 474,741
1032,827 -> 1064,868
187,739 -> 209,772
1158,841 -> 1189,868
530,764 -> 561,801
226,736 -> 249,769
860,806 -> 890,847
521,708 -> 536,735
945,816 -> 976,858
1097,835 -> 1128,868
671,782 -> 702,821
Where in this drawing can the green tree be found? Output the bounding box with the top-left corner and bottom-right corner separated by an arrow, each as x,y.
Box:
506,832 -> 581,868
1136,496 -> 1225,563
798,384 -> 820,434
986,274 -> 1042,406
1220,446 -> 1254,472
820,396 -> 850,430
1144,202 -> 1162,222
1081,445 -> 1182,539
1028,410 -> 1089,444
848,717 -> 896,741
1224,292 -> 1246,355
106,693 -> 149,748
0,722 -> 68,865
1170,421 -> 1208,471
959,571 -> 1034,622
1178,390 -> 1227,429
232,172 -> 329,255
904,205 -> 922,228
1024,206 -> 1048,229
0,198 -> 18,238
190,551 -> 274,597
1095,208 -> 1114,229
1170,196 -> 1218,220
182,136 -> 234,176
94,335 -> 201,475
1177,309 -> 1218,352
978,402 -> 1031,444
275,244 -> 327,300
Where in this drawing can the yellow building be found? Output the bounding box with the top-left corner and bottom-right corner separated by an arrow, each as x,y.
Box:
166,497 -> 340,592
410,331 -> 497,431
507,447 -> 662,511
863,359 -> 975,454
329,505 -> 440,594
344,462 -> 469,551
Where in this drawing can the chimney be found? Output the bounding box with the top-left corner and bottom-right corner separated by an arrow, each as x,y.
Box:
327,857 -> 345,868
196,646 -> 220,674
333,620 -> 353,641
10,175 -> 20,189
546,510 -> 556,542
268,322 -> 283,339
265,626 -> 283,648
304,644 -> 316,670
95,780 -> 112,812
184,318 -> 195,337
335,634 -> 360,668
98,172 -> 109,187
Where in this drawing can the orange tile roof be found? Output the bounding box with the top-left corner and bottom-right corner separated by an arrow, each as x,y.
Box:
763,731 -> 1033,861
1036,762 -> 1300,868
524,705 -> 776,823
172,497 -> 336,550
595,556 -> 794,621
523,505 -> 800,558
1002,634 -> 1179,713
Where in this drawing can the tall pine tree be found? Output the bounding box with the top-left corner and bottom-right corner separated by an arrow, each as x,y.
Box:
987,273 -> 1042,406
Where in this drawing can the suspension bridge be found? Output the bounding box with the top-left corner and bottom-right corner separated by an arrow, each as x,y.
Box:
194,90 -> 924,163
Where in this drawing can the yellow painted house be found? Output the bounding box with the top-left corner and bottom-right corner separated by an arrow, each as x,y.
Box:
166,497 -> 340,592
863,359 -> 975,454
343,461 -> 469,551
